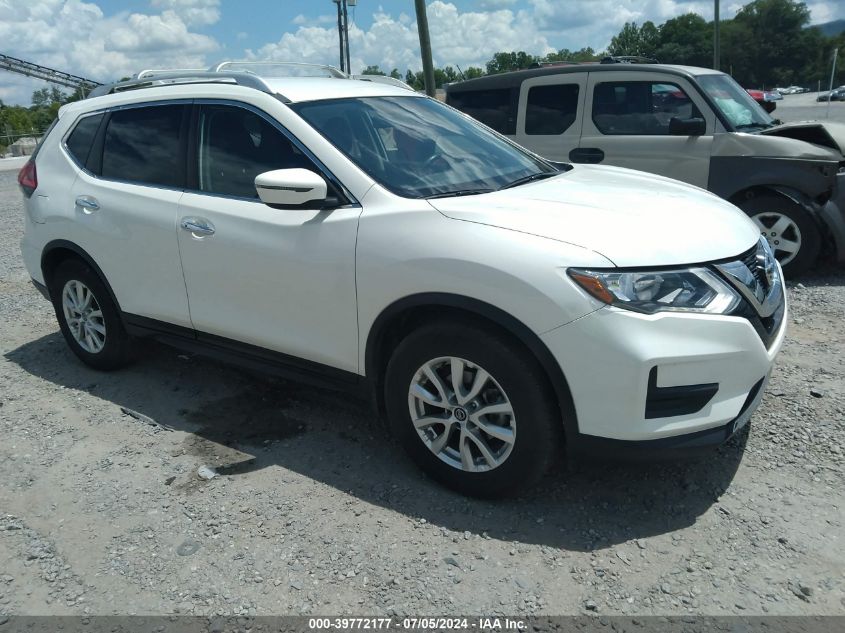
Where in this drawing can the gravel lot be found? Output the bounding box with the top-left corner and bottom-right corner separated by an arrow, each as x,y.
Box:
0,123 -> 843,619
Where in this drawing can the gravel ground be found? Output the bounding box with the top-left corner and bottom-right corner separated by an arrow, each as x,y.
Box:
0,164 -> 843,619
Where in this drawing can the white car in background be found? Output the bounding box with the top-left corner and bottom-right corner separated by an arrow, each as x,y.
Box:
18,64 -> 786,496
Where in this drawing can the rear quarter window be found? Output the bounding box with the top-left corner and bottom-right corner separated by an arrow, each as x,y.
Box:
447,88 -> 516,135
526,84 -> 580,135
65,113 -> 104,167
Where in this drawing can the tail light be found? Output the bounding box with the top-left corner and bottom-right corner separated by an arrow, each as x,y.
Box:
18,160 -> 38,198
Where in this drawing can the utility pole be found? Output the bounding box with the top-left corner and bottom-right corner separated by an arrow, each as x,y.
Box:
713,0 -> 721,71
414,0 -> 436,96
828,48 -> 838,119
333,0 -> 345,73
342,0 -> 352,75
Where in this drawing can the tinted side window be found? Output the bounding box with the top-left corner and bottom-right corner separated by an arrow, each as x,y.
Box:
592,81 -> 702,135
197,105 -> 316,199
526,84 -> 580,135
65,114 -> 104,167
447,89 -> 516,134
102,105 -> 185,187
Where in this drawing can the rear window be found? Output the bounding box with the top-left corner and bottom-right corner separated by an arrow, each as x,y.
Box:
526,84 -> 580,135
447,88 -> 516,135
65,114 -> 104,167
101,105 -> 186,187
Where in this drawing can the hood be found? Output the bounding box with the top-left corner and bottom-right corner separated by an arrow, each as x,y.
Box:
428,165 -> 759,267
760,121 -> 845,158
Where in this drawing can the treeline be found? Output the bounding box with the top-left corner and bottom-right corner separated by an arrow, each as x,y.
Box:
0,86 -> 84,154
363,0 -> 843,90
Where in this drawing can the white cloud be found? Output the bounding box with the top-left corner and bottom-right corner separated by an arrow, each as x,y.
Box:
0,0 -> 219,104
1,0 -> 841,106
150,0 -> 221,26
805,1 -> 843,24
249,1 -> 554,75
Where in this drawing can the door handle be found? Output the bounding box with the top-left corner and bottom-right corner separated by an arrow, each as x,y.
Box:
180,217 -> 216,236
75,196 -> 100,213
569,148 -> 605,164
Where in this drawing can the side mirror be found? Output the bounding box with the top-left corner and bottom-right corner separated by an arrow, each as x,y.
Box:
255,169 -> 328,209
669,117 -> 706,136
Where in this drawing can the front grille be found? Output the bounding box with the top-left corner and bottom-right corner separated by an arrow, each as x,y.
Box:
740,246 -> 770,293
731,299 -> 784,349
717,240 -> 785,350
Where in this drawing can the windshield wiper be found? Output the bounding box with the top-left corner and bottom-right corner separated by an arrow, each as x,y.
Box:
425,189 -> 493,199
499,171 -> 559,190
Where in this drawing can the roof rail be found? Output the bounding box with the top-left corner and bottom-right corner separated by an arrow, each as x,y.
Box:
208,61 -> 347,78
351,74 -> 415,91
530,61 -> 591,68
85,60 -> 352,100
600,55 -> 659,64
135,69 -> 207,80
86,71 -> 278,99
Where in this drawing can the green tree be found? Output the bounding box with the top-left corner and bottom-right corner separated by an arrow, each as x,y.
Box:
361,65 -> 385,76
639,22 -> 661,58
463,66 -> 484,79
541,47 -> 602,63
608,22 -> 642,56
389,68 -> 401,79
731,0 -> 814,86
485,51 -> 538,74
31,88 -> 51,108
655,14 -> 710,66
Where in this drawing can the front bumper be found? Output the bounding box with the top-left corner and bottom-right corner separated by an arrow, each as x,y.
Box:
541,295 -> 786,446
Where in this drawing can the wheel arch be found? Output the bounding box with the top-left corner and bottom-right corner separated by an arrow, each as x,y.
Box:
729,183 -> 829,238
728,184 -> 819,214
364,293 -> 579,442
41,240 -> 123,314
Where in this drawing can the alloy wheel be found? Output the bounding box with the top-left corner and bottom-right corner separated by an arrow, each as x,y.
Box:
62,280 -> 106,354
407,356 -> 516,472
751,212 -> 802,266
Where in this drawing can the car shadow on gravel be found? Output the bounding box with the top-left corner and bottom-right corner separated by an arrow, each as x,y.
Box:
7,332 -> 747,552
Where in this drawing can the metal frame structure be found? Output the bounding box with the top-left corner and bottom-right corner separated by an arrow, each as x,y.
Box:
0,53 -> 101,95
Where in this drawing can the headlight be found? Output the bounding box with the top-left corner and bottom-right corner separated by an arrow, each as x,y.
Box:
568,267 -> 740,314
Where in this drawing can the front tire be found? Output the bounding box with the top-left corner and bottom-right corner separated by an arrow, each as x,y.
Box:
739,194 -> 821,276
384,321 -> 560,497
50,259 -> 133,370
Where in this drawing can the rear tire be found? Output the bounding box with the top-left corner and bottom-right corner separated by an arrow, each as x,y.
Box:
50,259 -> 133,370
739,194 -> 821,276
384,320 -> 560,497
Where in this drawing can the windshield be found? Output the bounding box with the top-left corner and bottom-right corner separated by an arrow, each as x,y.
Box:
290,96 -> 557,198
697,74 -> 774,130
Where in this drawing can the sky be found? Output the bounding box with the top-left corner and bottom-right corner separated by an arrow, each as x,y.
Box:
1,0 -> 842,105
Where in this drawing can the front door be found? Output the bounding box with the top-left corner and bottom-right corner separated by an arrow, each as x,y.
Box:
579,71 -> 715,188
177,103 -> 361,373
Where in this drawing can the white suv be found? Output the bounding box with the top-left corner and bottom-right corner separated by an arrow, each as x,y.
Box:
18,65 -> 786,496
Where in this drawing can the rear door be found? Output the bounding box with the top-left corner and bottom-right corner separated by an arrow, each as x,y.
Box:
514,73 -> 586,162
68,102 -> 192,327
579,71 -> 715,187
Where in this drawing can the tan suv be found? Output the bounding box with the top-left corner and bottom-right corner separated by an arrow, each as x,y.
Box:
446,62 -> 845,276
